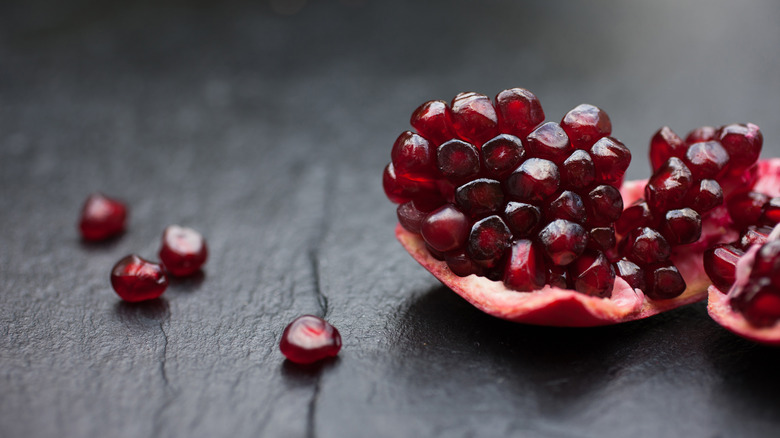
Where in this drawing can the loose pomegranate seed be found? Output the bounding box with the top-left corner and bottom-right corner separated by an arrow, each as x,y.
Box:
503,239 -> 546,291
737,226 -> 773,251
110,254 -> 168,302
279,315 -> 342,364
455,179 -> 504,217
589,137 -> 631,187
382,163 -> 438,204
684,141 -> 729,180
504,202 -> 542,237
589,227 -> 616,252
397,201 -> 428,234
684,179 -> 724,215
684,126 -> 716,145
761,197 -> 780,226
495,88 -> 545,138
467,215 -> 512,263
644,263 -> 686,300
718,123 -> 763,174
727,191 -> 769,229
445,249 -> 483,277
560,103 -> 612,150
547,265 -> 570,289
546,190 -> 586,224
584,184 -> 623,227
615,200 -> 656,236
420,205 -> 470,252
649,126 -> 686,172
645,157 -> 693,214
525,122 -> 573,164
437,139 -> 481,181
159,225 -> 208,277
79,193 -> 128,241
569,250 -> 615,298
703,244 -> 744,291
561,149 -> 596,190
537,219 -> 588,266
481,134 -> 526,179
391,131 -> 436,179
450,92 -> 499,146
622,227 -> 671,265
660,208 -> 702,246
506,158 -> 560,203
615,258 -> 646,291
410,100 -> 455,146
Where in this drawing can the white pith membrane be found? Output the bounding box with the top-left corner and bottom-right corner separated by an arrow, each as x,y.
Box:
398,159 -> 780,327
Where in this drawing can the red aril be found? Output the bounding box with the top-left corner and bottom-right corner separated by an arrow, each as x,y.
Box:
111,254 -> 168,302
159,225 -> 208,277
279,315 -> 341,364
79,193 -> 128,241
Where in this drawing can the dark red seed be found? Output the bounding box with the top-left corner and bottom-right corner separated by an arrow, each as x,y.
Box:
79,193 -> 128,241
382,163 -> 438,204
761,197 -> 780,226
589,227 -> 616,252
561,149 -> 596,190
504,202 -> 542,237
391,131 -> 436,179
727,191 -> 769,229
503,239 -> 546,291
731,282 -> 780,327
467,215 -> 512,263
537,219 -> 588,266
585,185 -> 623,227
495,88 -> 545,138
684,179 -> 724,215
645,157 -> 693,214
569,250 -> 615,298
684,141 -> 730,180
560,104 -> 612,150
426,243 -> 446,261
525,122 -> 573,164
506,158 -> 560,203
481,134 -> 526,179
159,225 -> 208,277
454,179 -> 504,217
622,227 -> 671,265
410,100 -> 456,146
279,315 -> 341,364
111,254 -> 168,302
397,201 -> 427,234
615,200 -> 655,236
547,265 -> 570,289
649,126 -> 687,172
450,92 -> 499,146
589,137 -> 631,187
703,244 -> 744,291
546,190 -> 586,224
445,249 -> 483,277
615,258 -> 646,291
718,123 -> 763,174
750,241 -> 780,287
420,205 -> 470,253
660,208 -> 702,246
437,139 -> 481,181
684,126 -> 716,145
737,225 -> 772,251
644,263 -> 686,300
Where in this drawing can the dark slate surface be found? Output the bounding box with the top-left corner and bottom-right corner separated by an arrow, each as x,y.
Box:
2,1 -> 780,437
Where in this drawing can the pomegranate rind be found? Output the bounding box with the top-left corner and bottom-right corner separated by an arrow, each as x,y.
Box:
708,287 -> 780,346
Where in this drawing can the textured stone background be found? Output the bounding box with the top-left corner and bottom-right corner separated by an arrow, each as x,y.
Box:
2,1 -> 780,437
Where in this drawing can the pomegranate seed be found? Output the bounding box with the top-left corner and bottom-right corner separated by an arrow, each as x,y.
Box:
546,190 -> 586,224
703,244 -> 743,291
644,263 -> 686,300
727,191 -> 769,229
481,134 -> 526,179
649,126 -> 686,172
684,141 -> 729,180
382,163 -> 438,204
79,193 -> 128,241
560,104 -> 612,150
645,157 -> 693,214
684,179 -> 724,215
537,219 -> 588,266
761,197 -> 780,226
589,137 -> 631,187
615,258 -> 646,291
585,184 -> 623,227
450,92 -> 499,146
426,243 -> 446,261
731,283 -> 780,327
110,254 -> 168,302
455,179 -> 504,217
737,226 -> 772,251
684,126 -> 716,145
467,215 -> 512,263
615,200 -> 656,236
561,149 -> 596,190
589,227 -> 616,252
547,265 -> 570,289
569,250 -> 615,298
622,227 -> 671,265
506,158 -> 560,203
660,208 -> 702,246
279,315 -> 341,364
503,239 -> 546,291
445,249 -> 483,277
410,100 -> 455,146
751,241 -> 780,286
391,131 -> 436,179
436,139 -> 481,181
495,88 -> 545,138
718,123 -> 763,174
420,205 -> 470,253
504,202 -> 542,237
397,201 -> 427,234
159,225 -> 208,277
525,122 -> 573,164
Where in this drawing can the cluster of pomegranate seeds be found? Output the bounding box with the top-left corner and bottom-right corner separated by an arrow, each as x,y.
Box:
78,193 -> 128,241
384,88 -> 632,298
279,315 -> 342,364
110,254 -> 169,302
159,225 -> 209,276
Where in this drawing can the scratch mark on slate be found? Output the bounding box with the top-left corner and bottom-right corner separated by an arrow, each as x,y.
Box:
159,321 -> 170,387
306,377 -> 322,438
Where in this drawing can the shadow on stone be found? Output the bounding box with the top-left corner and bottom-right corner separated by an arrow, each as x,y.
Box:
114,298 -> 171,325
168,270 -> 206,293
280,356 -> 340,384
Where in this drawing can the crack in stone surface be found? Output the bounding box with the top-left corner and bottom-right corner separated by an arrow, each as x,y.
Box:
306,377 -> 322,438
